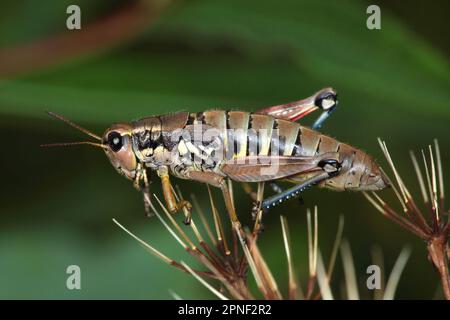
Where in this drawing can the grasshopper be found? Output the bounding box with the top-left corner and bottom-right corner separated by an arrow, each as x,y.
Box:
43,88 -> 389,227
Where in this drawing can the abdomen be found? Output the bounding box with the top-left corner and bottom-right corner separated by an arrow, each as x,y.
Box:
182,110 -> 370,190
193,110 -> 350,159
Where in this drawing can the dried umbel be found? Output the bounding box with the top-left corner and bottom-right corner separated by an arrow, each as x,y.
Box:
364,139 -> 450,299
113,182 -> 409,300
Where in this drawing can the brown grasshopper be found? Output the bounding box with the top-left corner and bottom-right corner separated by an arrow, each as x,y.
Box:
43,88 -> 389,227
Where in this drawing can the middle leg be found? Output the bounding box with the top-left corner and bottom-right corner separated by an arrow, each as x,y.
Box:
186,171 -> 240,228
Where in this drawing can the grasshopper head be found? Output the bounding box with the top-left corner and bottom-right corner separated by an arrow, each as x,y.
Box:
102,123 -> 138,180
43,112 -> 139,181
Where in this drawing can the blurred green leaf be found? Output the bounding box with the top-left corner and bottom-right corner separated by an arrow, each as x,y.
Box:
0,0 -> 113,47
150,0 -> 450,114
0,0 -> 448,121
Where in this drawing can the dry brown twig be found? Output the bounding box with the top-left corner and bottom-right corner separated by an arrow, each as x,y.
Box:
113,180 -> 409,300
364,139 -> 450,299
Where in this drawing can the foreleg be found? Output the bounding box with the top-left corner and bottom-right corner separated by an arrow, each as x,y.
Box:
157,166 -> 192,218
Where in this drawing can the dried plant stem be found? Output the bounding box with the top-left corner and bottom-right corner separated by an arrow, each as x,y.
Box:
316,253 -> 334,300
371,245 -> 386,299
281,215 -> 299,300
206,185 -> 231,256
235,228 -> 269,298
247,235 -> 282,299
433,139 -> 445,211
252,182 -> 265,237
191,194 -> 217,246
427,236 -> 450,300
367,139 -> 450,300
383,246 -> 411,300
305,207 -> 319,299
340,240 -> 359,300
154,195 -> 197,250
181,261 -> 229,300
112,218 -> 217,279
168,289 -> 183,300
327,215 -> 344,279
116,188 -> 410,300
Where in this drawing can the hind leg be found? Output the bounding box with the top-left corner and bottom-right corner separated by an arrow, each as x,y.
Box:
312,106 -> 337,130
242,181 -> 283,202
260,172 -> 330,210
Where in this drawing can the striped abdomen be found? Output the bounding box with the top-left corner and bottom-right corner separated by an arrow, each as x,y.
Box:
190,110 -> 355,159
191,110 -> 374,191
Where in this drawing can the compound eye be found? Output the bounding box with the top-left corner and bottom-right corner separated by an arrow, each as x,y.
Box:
315,92 -> 337,110
107,131 -> 123,152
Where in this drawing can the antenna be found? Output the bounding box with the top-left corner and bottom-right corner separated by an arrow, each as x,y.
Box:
46,111 -> 102,141
40,141 -> 107,150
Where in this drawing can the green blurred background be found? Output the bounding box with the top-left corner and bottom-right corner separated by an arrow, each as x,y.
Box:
0,0 -> 449,299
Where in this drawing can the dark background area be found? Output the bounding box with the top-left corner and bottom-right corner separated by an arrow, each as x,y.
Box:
0,0 -> 449,299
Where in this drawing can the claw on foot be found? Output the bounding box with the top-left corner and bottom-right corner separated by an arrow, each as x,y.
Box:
177,200 -> 192,226
251,201 -> 261,220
